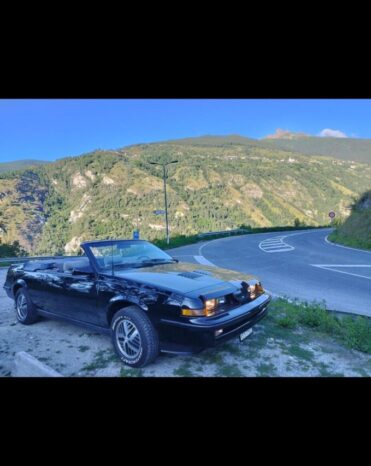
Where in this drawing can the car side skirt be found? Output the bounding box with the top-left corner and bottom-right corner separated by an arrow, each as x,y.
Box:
36,309 -> 111,335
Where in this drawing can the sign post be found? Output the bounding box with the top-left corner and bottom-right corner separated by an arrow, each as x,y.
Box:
328,211 -> 336,223
133,213 -> 141,239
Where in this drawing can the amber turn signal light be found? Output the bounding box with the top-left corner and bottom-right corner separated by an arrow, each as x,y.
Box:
181,298 -> 217,317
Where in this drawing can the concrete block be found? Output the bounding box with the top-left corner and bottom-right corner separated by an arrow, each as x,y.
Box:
13,351 -> 63,377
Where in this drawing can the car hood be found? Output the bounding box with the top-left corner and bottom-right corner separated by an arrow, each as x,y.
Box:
113,261 -> 257,296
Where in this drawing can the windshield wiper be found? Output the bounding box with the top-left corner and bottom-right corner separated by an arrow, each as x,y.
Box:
112,262 -> 141,269
142,258 -> 174,263
137,258 -> 176,267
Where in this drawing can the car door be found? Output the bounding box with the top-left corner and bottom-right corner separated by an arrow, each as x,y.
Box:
52,269 -> 100,325
38,260 -> 101,325
24,266 -> 63,311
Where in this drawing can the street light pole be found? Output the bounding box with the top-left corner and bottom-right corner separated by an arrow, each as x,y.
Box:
149,160 -> 178,244
162,164 -> 170,244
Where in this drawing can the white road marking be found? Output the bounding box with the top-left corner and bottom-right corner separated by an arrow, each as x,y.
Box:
311,264 -> 371,281
259,236 -> 295,253
194,255 -> 217,267
261,243 -> 284,247
325,235 -> 371,255
197,228 -> 329,257
261,239 -> 282,243
312,264 -> 371,267
262,244 -> 290,249
258,229 -> 331,253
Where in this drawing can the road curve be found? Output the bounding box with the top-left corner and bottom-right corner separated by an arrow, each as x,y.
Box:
169,228 -> 371,317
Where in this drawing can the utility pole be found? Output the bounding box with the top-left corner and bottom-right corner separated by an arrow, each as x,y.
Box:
149,160 -> 178,244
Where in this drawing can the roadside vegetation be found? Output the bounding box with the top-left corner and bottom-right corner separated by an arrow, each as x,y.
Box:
0,241 -> 28,258
270,298 -> 371,354
329,190 -> 371,251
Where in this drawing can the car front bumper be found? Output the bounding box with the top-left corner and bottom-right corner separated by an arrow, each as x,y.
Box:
159,292 -> 271,353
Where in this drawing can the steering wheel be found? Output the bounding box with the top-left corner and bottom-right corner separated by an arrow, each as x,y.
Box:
137,255 -> 151,261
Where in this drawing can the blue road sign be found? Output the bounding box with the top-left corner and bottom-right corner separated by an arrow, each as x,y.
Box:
153,209 -> 166,215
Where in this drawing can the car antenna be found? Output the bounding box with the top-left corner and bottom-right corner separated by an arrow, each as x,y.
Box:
111,244 -> 114,277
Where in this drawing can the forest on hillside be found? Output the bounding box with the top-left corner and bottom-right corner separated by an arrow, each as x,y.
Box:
1,138 -> 371,255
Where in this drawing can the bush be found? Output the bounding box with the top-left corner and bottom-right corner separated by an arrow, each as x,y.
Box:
277,315 -> 297,328
0,241 -> 28,258
297,303 -> 341,334
341,316 -> 371,353
270,298 -> 371,354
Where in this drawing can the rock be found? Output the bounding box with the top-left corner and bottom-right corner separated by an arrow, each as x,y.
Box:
72,172 -> 87,189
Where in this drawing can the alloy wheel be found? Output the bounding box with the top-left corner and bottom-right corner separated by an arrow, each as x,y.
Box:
115,319 -> 142,360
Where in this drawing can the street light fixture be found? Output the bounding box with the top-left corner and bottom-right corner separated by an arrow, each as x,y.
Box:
149,160 -> 178,244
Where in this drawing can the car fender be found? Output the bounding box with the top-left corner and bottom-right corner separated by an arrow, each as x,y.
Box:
13,278 -> 27,294
108,294 -> 149,313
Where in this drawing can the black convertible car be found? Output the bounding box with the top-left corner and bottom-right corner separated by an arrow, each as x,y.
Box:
4,239 -> 271,367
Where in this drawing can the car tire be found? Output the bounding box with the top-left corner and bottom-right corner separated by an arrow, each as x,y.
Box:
111,306 -> 159,368
15,288 -> 39,325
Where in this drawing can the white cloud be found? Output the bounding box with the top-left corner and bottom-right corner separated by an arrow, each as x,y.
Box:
319,128 -> 347,138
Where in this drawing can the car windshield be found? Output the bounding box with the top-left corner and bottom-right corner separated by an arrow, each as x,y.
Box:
87,241 -> 175,273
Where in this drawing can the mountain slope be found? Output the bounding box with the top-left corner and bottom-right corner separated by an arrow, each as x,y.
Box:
329,191 -> 371,250
1,139 -> 371,255
162,134 -> 371,163
159,134 -> 262,147
260,137 -> 371,163
0,159 -> 49,173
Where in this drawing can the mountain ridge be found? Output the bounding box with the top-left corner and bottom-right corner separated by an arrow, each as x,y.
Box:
260,136 -> 371,163
1,137 -> 371,255
1,133 -> 371,170
138,133 -> 371,163
0,159 -> 50,173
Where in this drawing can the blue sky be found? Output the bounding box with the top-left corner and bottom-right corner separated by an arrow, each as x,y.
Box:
0,99 -> 370,162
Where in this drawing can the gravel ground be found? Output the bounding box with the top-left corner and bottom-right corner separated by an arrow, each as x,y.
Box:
1,268 -> 370,377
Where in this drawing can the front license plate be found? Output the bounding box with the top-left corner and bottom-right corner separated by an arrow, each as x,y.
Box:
239,328 -> 252,342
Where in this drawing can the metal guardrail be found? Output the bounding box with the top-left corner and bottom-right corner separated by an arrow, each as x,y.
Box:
197,228 -> 249,238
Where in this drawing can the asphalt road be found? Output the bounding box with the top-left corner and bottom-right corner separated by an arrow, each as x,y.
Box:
168,228 -> 371,317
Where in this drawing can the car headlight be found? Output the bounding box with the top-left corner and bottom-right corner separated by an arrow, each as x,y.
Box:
248,282 -> 264,299
204,298 -> 217,316
256,282 -> 264,294
181,298 -> 217,317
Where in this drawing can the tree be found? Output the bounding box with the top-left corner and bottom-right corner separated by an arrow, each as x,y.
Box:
0,240 -> 28,258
